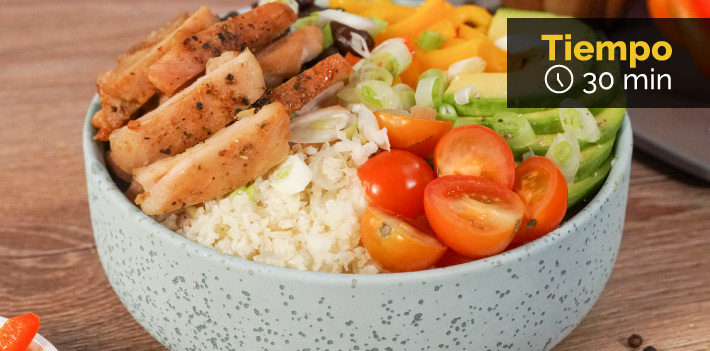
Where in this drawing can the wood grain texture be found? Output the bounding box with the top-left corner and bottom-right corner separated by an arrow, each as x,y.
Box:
0,1 -> 708,351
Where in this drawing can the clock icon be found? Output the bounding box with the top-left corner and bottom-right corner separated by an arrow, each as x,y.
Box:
545,64 -> 574,94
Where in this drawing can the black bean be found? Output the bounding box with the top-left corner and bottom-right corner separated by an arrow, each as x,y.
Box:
642,347 -> 656,351
330,21 -> 374,58
628,334 -> 643,348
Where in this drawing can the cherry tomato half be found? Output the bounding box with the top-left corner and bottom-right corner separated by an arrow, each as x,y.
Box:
0,313 -> 40,351
424,175 -> 525,257
434,124 -> 516,189
374,111 -> 453,158
358,150 -> 436,218
360,205 -> 447,272
511,156 -> 568,244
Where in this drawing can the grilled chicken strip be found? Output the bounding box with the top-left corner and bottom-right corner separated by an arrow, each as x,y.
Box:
147,2 -> 297,95
92,7 -> 219,141
253,54 -> 354,115
109,50 -> 265,174
256,25 -> 323,88
133,103 -> 290,215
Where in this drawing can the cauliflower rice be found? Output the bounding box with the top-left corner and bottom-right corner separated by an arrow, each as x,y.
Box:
160,137 -> 381,274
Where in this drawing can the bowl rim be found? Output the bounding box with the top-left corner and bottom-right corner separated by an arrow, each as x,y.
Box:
83,94 -> 632,285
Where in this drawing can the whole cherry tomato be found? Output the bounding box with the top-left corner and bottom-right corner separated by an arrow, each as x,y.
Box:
358,150 -> 436,217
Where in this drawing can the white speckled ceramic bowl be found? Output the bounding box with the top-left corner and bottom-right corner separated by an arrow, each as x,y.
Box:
84,95 -> 632,351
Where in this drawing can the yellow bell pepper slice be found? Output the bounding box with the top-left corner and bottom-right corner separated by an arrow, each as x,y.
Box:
447,5 -> 492,33
328,0 -> 383,14
415,37 -> 484,71
375,0 -> 453,44
457,24 -> 487,40
422,19 -> 457,40
358,3 -> 416,25
439,37 -> 467,49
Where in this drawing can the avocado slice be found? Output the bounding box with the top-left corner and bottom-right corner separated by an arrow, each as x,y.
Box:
575,135 -> 615,181
568,154 -> 613,207
488,8 -> 565,42
443,72 -> 544,116
509,106 -> 626,159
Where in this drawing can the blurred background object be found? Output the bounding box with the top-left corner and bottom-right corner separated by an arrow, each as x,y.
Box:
501,0 -> 628,17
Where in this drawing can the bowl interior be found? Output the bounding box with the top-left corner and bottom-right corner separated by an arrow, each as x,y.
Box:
83,94 -> 633,283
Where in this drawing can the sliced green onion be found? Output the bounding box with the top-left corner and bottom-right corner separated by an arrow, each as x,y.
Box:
228,183 -> 255,201
289,105 -> 353,143
318,9 -> 378,32
322,22 -> 334,49
545,131 -> 580,185
415,77 -> 436,108
356,80 -> 402,110
447,57 -> 486,81
491,112 -> 536,148
352,64 -> 393,86
419,69 -> 447,107
337,86 -> 359,105
349,32 -> 371,58
494,36 -> 507,51
558,99 -> 600,142
368,38 -> 413,76
392,83 -> 416,110
521,147 -> 536,161
437,103 -> 457,121
291,12 -> 324,31
418,30 -> 447,51
271,155 -> 313,194
367,17 -> 388,37
353,104 -> 390,150
453,85 -> 477,105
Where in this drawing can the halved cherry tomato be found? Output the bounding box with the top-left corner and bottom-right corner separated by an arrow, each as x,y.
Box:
511,156 -> 568,244
358,150 -> 436,218
0,313 -> 40,351
360,205 -> 447,272
434,124 -> 515,189
435,249 -> 478,268
424,175 -> 525,257
374,111 -> 453,158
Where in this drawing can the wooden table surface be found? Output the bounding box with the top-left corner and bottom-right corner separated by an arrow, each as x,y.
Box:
1,1 -> 709,350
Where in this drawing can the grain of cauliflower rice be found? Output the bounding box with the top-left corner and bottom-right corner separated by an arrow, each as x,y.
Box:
160,136 -> 381,274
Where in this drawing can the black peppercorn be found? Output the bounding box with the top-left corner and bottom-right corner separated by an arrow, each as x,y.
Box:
642,347 -> 656,351
628,334 -> 643,348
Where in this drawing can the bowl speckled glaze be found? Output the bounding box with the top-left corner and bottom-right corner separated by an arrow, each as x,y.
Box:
84,95 -> 632,351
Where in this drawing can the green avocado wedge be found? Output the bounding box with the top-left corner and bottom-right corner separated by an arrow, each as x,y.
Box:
455,106 -> 626,160
575,135 -> 616,181
509,106 -> 626,159
568,154 -> 613,207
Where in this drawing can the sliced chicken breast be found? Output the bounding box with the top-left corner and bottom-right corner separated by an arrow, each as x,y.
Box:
253,54 -> 354,115
109,50 -> 265,174
147,2 -> 297,95
92,7 -> 219,140
133,103 -> 290,215
256,24 -> 324,88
